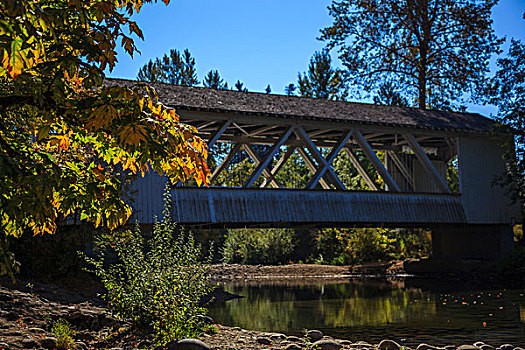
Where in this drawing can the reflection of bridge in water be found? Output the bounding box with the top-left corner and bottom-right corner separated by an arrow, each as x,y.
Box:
110,78 -> 520,261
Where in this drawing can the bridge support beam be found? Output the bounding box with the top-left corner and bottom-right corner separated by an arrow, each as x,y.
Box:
431,224 -> 514,261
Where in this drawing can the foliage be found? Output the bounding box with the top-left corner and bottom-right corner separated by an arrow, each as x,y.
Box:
221,228 -> 295,265
316,227 -> 431,265
83,192 -> 212,343
373,81 -> 410,107
0,0 -> 209,241
234,80 -> 248,92
321,0 -> 502,109
291,50 -> 347,100
51,319 -> 75,350
137,48 -> 199,86
483,37 -> 525,206
203,70 -> 228,89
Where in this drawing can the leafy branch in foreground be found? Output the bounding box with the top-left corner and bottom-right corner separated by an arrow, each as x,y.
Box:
0,0 -> 210,240
83,190 -> 213,343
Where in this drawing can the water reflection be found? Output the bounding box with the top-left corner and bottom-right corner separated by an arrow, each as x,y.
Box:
207,279 -> 525,346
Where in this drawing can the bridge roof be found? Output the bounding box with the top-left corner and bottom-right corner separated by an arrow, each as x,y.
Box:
109,78 -> 500,134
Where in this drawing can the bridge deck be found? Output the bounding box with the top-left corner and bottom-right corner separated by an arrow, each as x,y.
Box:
149,188 -> 467,227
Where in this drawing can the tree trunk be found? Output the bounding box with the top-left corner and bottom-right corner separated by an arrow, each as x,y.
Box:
418,70 -> 426,109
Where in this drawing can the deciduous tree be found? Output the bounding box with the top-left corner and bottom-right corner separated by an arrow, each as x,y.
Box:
484,37 -> 525,204
0,0 -> 209,244
321,0 -> 502,109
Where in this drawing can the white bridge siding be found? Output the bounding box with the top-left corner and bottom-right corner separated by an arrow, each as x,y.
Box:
458,135 -> 520,224
169,188 -> 465,226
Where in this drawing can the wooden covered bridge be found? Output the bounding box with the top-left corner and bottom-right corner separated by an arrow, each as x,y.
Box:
112,79 -> 520,261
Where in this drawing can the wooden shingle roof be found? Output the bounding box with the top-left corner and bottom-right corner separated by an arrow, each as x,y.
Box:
108,78 -> 500,134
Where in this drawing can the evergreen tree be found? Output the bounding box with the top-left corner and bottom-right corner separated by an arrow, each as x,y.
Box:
203,70 -> 228,89
285,83 -> 296,96
292,51 -> 348,100
235,80 -> 248,92
321,0 -> 502,109
265,84 -> 271,94
137,49 -> 199,86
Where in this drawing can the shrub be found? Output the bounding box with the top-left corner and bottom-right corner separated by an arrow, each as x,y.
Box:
83,191 -> 212,344
51,319 -> 75,350
221,228 -> 294,264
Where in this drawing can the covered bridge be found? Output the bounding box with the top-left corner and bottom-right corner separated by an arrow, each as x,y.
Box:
111,78 -> 521,261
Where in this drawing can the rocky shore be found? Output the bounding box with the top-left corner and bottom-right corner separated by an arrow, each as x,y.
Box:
0,264 -> 524,349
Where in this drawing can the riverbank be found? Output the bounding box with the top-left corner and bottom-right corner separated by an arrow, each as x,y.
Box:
1,262 -> 524,349
1,280 -> 523,350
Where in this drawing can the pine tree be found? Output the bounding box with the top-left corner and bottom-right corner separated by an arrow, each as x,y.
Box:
203,70 -> 228,89
137,49 -> 199,86
292,51 -> 348,100
235,80 -> 248,92
265,85 -> 271,94
284,84 -> 296,96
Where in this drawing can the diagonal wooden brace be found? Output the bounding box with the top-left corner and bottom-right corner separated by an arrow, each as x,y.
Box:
387,150 -> 414,190
242,144 -> 281,188
297,148 -> 331,189
306,130 -> 353,189
403,134 -> 450,193
343,148 -> 379,191
210,143 -> 241,184
207,120 -> 232,148
243,126 -> 295,188
295,126 -> 346,190
353,130 -> 401,192
261,146 -> 296,188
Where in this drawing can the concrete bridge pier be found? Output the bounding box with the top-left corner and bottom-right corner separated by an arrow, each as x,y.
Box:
431,224 -> 514,261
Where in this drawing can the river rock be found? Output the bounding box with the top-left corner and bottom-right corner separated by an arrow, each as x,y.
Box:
340,340 -> 353,346
458,345 -> 481,350
167,339 -> 211,350
481,345 -> 495,350
21,338 -> 37,348
474,343 -> 485,348
499,345 -> 514,350
40,337 -> 57,349
288,336 -> 305,343
269,333 -> 286,340
417,344 -> 442,350
354,341 -> 374,348
285,344 -> 303,350
379,339 -> 402,350
444,346 -> 456,350
307,330 -> 324,342
311,340 -> 342,350
257,337 -> 272,345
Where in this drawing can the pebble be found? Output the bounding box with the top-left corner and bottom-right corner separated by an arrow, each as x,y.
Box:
167,339 -> 211,350
307,330 -> 324,342
379,339 -> 402,350
458,346 -> 481,350
417,344 -> 442,350
311,339 -> 342,350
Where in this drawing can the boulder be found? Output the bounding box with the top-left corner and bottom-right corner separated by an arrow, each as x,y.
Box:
285,344 -> 303,350
310,340 -> 342,350
481,345 -> 495,350
257,337 -> 272,345
379,339 -> 402,350
40,337 -> 57,349
499,345 -> 514,350
458,346 -> 480,350
166,339 -> 211,350
307,330 -> 324,342
288,336 -> 305,343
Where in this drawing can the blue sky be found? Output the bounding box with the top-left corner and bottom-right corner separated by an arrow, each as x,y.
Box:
107,0 -> 525,116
